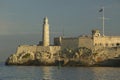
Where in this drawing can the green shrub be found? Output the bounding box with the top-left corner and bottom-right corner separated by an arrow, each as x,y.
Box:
22,54 -> 30,58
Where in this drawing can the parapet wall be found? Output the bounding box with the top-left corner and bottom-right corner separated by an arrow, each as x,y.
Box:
93,36 -> 120,47
61,37 -> 93,49
16,45 -> 37,54
16,45 -> 61,55
79,37 -> 93,49
61,38 -> 79,49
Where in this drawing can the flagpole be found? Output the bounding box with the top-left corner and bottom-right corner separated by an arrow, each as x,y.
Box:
102,7 -> 105,36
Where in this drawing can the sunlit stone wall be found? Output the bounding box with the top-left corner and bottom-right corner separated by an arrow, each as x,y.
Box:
16,45 -> 61,56
93,36 -> 120,47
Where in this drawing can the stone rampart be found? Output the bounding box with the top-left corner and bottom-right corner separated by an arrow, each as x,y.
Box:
93,36 -> 120,47
16,45 -> 61,55
16,45 -> 37,54
61,37 -> 79,49
79,37 -> 93,49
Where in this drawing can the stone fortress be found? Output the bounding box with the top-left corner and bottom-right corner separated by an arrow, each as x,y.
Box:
55,28 -> 120,50
6,17 -> 120,66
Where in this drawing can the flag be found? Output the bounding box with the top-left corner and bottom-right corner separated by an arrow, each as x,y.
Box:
99,9 -> 103,12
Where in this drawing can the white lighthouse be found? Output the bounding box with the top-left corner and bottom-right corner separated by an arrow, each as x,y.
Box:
42,17 -> 50,46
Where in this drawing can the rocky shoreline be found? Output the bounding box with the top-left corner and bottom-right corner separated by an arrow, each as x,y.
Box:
5,47 -> 120,67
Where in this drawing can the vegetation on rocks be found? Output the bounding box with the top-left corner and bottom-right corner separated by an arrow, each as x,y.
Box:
22,54 -> 30,58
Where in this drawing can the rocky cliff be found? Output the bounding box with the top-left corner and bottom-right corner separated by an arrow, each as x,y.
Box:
5,47 -> 120,66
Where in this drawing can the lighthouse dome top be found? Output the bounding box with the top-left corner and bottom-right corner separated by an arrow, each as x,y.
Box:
44,16 -> 48,24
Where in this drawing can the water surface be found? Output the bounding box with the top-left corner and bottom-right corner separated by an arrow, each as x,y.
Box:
0,63 -> 120,80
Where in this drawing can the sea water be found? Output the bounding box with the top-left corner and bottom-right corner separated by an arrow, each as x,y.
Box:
0,63 -> 120,80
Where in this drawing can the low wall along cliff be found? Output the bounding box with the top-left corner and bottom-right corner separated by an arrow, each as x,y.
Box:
5,45 -> 120,66
6,45 -> 61,65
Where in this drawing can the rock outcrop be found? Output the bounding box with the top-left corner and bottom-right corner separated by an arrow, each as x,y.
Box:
6,50 -> 58,66
6,47 -> 120,66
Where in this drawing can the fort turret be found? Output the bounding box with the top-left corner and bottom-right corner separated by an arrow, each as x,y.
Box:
42,17 -> 50,46
92,29 -> 101,37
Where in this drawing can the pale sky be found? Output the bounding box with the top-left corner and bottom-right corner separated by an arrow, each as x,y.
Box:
0,0 -> 120,62
0,0 -> 120,36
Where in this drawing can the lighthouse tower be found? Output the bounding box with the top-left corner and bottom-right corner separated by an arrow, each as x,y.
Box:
42,17 -> 50,46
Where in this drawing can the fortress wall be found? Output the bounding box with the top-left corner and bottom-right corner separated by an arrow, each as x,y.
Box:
16,45 -> 61,57
94,36 -> 120,47
36,46 -> 50,52
36,46 -> 61,54
16,45 -> 37,54
78,37 -> 93,49
50,46 -> 61,54
116,47 -> 120,54
61,38 -> 79,49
